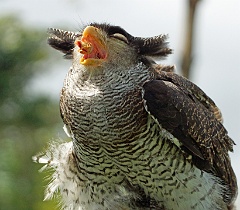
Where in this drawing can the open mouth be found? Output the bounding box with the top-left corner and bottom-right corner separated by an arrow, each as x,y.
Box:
75,26 -> 108,66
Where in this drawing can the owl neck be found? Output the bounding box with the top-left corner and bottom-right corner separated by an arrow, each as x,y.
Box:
69,60 -> 152,87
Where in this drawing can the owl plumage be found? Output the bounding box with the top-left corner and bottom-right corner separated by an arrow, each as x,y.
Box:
34,23 -> 237,210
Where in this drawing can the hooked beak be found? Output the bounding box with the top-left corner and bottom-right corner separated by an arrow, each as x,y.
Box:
75,26 -> 108,66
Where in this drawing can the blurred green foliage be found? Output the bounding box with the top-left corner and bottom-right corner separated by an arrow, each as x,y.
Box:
0,16 -> 63,209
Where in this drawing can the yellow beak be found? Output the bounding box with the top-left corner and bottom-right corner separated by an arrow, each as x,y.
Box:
75,26 -> 108,66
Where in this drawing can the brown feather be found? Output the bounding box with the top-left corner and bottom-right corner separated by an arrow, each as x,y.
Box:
143,71 -> 237,203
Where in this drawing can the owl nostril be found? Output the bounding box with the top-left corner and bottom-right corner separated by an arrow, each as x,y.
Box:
96,53 -> 101,59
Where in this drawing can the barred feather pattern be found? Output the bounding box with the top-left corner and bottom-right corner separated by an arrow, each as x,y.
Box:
34,25 -> 237,209
33,142 -> 142,210
52,54 -> 229,209
33,122 -> 227,209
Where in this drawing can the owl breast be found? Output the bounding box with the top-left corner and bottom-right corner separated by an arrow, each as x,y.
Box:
60,63 -> 152,149
59,66 -> 227,210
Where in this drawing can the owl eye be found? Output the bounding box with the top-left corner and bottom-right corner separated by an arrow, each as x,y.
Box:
110,33 -> 129,44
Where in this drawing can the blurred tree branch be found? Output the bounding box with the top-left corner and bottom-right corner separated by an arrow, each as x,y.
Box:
181,0 -> 201,79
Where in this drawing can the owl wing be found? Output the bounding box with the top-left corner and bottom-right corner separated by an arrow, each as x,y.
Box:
142,71 -> 237,203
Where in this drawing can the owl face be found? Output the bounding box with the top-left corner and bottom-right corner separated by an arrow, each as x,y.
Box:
48,23 -> 172,68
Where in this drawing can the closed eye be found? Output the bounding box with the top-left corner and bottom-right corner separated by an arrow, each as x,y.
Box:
110,33 -> 129,44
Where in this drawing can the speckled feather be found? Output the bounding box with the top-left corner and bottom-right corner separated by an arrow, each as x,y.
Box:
34,23 -> 237,210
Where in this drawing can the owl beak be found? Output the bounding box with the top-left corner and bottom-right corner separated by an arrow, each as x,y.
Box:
75,26 -> 108,66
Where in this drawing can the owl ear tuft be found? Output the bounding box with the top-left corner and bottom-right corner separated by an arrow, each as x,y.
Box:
47,28 -> 80,59
131,35 -> 172,58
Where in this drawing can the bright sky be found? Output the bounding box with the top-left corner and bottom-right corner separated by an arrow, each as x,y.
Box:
1,0 -> 240,206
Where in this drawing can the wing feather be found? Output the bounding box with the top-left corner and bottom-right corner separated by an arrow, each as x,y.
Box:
155,70 -> 223,123
143,75 -> 237,203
